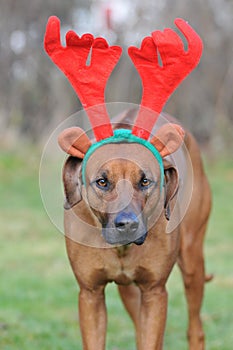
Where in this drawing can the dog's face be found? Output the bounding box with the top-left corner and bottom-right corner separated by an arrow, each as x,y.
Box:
83,143 -> 165,245
62,138 -> 179,246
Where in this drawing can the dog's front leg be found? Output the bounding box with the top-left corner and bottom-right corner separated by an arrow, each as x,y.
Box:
139,286 -> 168,350
79,285 -> 107,350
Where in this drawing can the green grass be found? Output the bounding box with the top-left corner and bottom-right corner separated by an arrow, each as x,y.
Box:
0,150 -> 233,349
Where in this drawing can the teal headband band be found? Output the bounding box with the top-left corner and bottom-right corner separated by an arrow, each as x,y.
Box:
82,129 -> 164,191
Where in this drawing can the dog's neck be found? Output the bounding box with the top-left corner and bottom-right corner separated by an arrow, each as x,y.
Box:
115,245 -> 132,258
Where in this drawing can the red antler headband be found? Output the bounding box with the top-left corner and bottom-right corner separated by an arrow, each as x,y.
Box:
44,16 -> 203,141
44,17 -> 202,190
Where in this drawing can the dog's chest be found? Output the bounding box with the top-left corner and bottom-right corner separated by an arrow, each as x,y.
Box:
106,245 -> 136,285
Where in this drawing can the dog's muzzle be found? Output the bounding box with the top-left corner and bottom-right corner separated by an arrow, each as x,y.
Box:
102,211 -> 148,246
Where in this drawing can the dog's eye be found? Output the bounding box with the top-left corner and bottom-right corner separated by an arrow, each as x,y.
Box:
140,177 -> 152,188
96,178 -> 109,189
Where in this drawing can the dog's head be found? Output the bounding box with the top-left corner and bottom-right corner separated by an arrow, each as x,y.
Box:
58,124 -> 183,245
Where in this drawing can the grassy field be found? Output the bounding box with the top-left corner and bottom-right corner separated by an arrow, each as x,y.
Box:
0,150 -> 233,349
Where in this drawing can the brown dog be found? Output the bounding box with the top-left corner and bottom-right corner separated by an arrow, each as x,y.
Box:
44,16 -> 211,350
58,110 -> 211,350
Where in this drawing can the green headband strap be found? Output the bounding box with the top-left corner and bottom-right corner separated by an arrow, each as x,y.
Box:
82,129 -> 164,190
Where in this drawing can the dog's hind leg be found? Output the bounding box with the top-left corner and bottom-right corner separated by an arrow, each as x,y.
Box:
178,223 -> 209,350
118,284 -> 141,349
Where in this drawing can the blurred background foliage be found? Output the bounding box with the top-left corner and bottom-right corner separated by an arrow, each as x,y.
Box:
0,0 -> 232,154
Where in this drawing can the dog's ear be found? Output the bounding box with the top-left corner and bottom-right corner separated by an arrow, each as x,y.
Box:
150,124 -> 183,220
58,127 -> 92,158
163,162 -> 179,221
62,156 -> 83,209
150,124 -> 184,158
58,127 -> 91,209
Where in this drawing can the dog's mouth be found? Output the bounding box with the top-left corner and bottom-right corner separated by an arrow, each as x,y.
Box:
102,228 -> 148,246
133,232 -> 148,245
102,213 -> 148,246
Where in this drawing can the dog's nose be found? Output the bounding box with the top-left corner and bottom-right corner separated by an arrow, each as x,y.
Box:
114,212 -> 139,233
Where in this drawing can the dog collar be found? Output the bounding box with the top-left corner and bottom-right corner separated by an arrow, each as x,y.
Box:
82,129 -> 164,190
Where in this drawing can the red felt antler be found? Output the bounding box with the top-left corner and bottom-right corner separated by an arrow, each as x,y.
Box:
128,18 -> 203,139
44,16 -> 122,141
